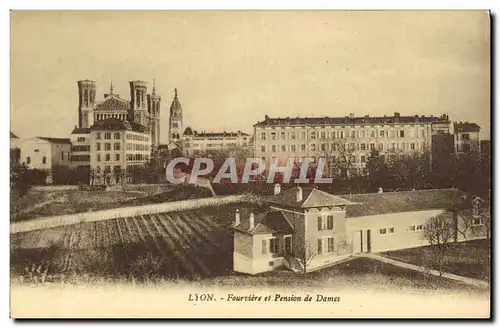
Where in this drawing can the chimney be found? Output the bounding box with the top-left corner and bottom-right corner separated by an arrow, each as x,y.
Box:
349,112 -> 355,118
296,186 -> 303,202
274,183 -> 281,195
249,212 -> 255,230
234,209 -> 240,226
265,115 -> 270,121
394,112 -> 400,117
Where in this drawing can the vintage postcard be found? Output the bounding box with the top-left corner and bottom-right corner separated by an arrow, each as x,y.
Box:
10,10 -> 491,318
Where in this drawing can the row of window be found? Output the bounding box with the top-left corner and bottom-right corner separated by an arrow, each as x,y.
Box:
76,137 -> 86,142
71,145 -> 91,152
260,128 -> 427,141
126,154 -> 149,161
95,114 -> 127,121
260,141 -> 426,153
96,143 -> 121,151
71,155 -> 90,162
125,134 -> 149,142
96,132 -> 121,140
126,143 -> 150,151
96,154 -> 120,162
317,215 -> 335,231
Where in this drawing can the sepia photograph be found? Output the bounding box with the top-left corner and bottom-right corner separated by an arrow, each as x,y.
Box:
9,10 -> 491,318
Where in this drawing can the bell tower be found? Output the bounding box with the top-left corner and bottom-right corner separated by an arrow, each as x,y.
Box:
77,80 -> 96,128
169,88 -> 183,143
148,79 -> 161,147
129,80 -> 148,126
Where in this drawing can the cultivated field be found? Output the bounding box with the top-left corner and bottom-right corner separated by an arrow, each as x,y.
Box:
11,204 -> 262,280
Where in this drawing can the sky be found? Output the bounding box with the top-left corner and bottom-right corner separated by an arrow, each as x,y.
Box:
11,11 -> 490,143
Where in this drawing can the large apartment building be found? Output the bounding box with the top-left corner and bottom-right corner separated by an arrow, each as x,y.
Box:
182,128 -> 251,156
253,113 -> 451,176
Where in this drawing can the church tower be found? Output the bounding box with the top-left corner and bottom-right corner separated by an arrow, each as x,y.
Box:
77,80 -> 96,128
129,80 -> 148,126
147,79 -> 161,147
169,88 -> 183,143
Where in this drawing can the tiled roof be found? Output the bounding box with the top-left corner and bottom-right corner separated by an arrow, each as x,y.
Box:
10,132 -> 19,139
37,137 -> 71,144
91,118 -> 148,133
339,188 -> 473,218
454,122 -> 481,133
71,127 -> 91,134
233,209 -> 294,235
254,113 -> 450,127
267,187 -> 356,209
95,95 -> 130,111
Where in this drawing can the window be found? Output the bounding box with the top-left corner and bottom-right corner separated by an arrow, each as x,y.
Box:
269,238 -> 279,254
105,143 -> 111,151
380,130 -> 385,137
97,154 -> 101,162
77,137 -> 85,142
320,143 -> 326,151
105,133 -> 111,139
370,143 -> 375,150
409,225 -> 416,232
261,145 -> 266,152
359,130 -> 366,138
361,155 -> 366,163
472,217 -> 484,226
96,132 -> 101,140
114,143 -> 121,150
115,154 -> 120,161
272,145 -> 276,152
105,154 -> 110,161
378,143 -> 383,151
320,131 -> 326,139
462,133 -> 470,141
290,145 -> 296,152
340,131 -> 345,139
311,131 -> 316,139
410,224 -> 423,232
317,239 -> 323,255
327,237 -> 335,253
379,228 -> 387,235
327,215 -> 334,230
410,143 -> 415,150
114,132 -> 120,139
290,132 -> 296,140
391,143 -> 396,150
280,132 -> 285,140
350,130 -> 356,138
360,143 -> 366,151
96,143 -> 101,151
370,130 -> 375,138
301,144 -> 306,151
317,216 -> 323,231
311,144 -> 316,151
271,132 -> 276,140
388,227 -> 395,234
399,130 -> 405,138
42,156 -> 46,164
281,145 -> 286,152
261,132 -> 266,140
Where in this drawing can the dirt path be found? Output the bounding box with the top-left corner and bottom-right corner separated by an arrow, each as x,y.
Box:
358,253 -> 489,289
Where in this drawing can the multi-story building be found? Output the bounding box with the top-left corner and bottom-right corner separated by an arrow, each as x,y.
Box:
253,113 -> 451,176
89,119 -> 151,185
182,128 -> 251,156
454,122 -> 480,153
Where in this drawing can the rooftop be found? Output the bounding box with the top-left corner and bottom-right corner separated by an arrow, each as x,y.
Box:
454,122 -> 481,133
339,188 -> 474,218
254,113 -> 450,127
267,187 -> 356,209
37,137 -> 71,145
233,208 -> 294,235
90,118 -> 149,133
183,126 -> 250,138
71,127 -> 91,134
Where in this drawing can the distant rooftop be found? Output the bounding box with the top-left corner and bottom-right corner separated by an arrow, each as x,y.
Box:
267,187 -> 356,209
254,113 -> 450,127
183,126 -> 250,138
454,122 -> 481,133
37,137 -> 71,145
339,188 -> 474,218
90,118 -> 149,133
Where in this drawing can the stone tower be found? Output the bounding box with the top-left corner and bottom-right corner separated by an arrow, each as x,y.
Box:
169,88 -> 183,143
129,80 -> 148,126
147,79 -> 161,147
77,80 -> 97,128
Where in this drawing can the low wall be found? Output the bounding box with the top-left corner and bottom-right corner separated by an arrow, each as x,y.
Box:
11,194 -> 255,234
31,185 -> 79,192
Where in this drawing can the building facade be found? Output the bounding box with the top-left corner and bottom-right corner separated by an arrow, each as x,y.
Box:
454,122 -> 480,153
253,113 -> 451,176
182,128 -> 251,156
169,88 -> 183,144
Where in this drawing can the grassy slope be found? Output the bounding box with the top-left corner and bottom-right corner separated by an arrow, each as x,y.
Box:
382,239 -> 491,282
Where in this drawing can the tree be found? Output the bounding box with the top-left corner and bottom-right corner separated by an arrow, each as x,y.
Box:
422,215 -> 454,284
366,149 -> 389,191
288,241 -> 317,275
318,140 -> 358,179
